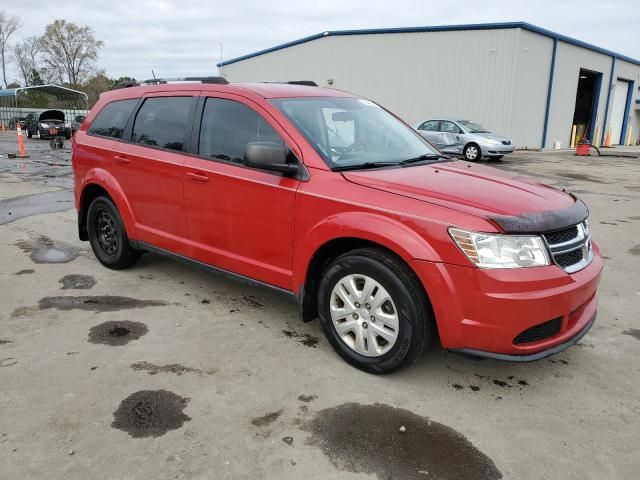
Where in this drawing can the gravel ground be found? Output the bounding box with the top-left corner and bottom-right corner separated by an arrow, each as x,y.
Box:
1,131 -> 639,479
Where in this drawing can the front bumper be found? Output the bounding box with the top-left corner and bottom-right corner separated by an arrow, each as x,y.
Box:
409,243 -> 603,360
482,143 -> 515,156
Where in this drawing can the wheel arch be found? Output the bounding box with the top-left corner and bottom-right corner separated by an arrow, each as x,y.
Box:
294,213 -> 440,322
78,169 -> 136,241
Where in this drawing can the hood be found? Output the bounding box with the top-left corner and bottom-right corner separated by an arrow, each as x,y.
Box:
342,161 -> 586,233
471,132 -> 510,142
39,110 -> 65,122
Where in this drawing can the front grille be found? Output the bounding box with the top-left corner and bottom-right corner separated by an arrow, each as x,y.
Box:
502,140 -> 511,145
544,226 -> 578,245
513,318 -> 562,344
543,221 -> 592,273
555,249 -> 584,268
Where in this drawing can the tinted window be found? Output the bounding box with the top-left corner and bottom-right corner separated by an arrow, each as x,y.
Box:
419,120 -> 439,131
199,98 -> 283,163
440,121 -> 461,134
132,97 -> 193,151
88,99 -> 137,138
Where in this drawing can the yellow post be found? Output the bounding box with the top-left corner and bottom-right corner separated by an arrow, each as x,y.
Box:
593,126 -> 601,148
626,125 -> 633,146
570,125 -> 577,148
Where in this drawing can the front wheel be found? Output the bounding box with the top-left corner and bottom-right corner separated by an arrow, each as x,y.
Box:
87,196 -> 140,269
463,143 -> 481,161
318,248 -> 433,374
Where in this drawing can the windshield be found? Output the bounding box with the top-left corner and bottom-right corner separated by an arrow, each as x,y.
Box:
458,120 -> 490,133
271,97 -> 440,169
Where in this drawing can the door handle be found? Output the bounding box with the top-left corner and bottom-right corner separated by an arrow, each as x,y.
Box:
114,155 -> 130,164
186,172 -> 210,182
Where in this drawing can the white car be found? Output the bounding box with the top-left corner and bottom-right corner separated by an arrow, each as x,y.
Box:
414,119 -> 515,161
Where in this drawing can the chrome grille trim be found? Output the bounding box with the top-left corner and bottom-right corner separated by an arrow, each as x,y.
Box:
543,222 -> 593,273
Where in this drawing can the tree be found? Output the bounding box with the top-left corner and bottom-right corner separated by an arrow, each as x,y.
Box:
40,19 -> 103,87
81,72 -> 110,107
0,10 -> 21,88
12,36 -> 41,86
110,76 -> 137,88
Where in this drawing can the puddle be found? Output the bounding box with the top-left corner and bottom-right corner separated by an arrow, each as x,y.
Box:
15,235 -> 80,264
13,269 -> 35,275
0,340 -> 15,345
0,358 -> 18,367
39,295 -> 169,313
628,245 -> 640,256
59,274 -> 97,290
555,172 -> 606,183
304,403 -> 502,480
252,410 -> 283,427
298,395 -> 317,403
88,321 -> 148,346
0,190 -> 73,225
282,329 -> 320,348
623,329 -> 640,341
111,390 -> 191,438
130,361 -> 216,376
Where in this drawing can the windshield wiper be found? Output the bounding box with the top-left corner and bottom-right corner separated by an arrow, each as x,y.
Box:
332,161 -> 400,171
399,153 -> 449,165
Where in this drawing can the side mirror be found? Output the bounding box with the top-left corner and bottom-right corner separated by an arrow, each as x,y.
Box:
244,141 -> 299,175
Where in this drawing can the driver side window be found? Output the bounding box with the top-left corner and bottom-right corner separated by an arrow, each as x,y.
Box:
440,121 -> 461,134
419,120 -> 439,131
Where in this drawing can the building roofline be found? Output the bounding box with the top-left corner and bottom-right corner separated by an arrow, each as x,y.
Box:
218,21 -> 640,67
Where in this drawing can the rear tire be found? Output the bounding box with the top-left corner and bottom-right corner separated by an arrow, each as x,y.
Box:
317,248 -> 433,374
27,130 -> 33,139
87,196 -> 140,270
463,143 -> 481,161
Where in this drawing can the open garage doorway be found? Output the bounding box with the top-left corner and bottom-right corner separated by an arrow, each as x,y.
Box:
571,69 -> 602,143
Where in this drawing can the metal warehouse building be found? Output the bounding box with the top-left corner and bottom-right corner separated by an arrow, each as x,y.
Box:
219,22 -> 640,150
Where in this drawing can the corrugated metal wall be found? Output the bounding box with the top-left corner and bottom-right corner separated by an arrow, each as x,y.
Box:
223,28 -> 640,149
223,29 -> 523,142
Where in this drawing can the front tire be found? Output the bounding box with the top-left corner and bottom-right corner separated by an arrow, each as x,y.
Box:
87,196 -> 140,269
317,248 -> 433,374
463,143 -> 481,161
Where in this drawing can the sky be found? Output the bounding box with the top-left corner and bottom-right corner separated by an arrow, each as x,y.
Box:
3,0 -> 640,83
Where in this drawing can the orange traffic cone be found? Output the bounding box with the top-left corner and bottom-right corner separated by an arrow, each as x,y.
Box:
603,128 -> 612,148
12,124 -> 30,158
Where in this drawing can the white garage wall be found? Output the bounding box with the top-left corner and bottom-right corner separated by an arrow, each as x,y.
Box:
223,29 -> 524,144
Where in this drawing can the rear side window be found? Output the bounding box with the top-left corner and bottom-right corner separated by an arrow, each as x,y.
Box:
419,120 -> 439,131
198,98 -> 283,163
88,99 -> 137,138
132,97 -> 193,151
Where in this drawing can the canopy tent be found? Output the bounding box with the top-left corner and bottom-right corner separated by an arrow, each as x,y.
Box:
0,85 -> 89,130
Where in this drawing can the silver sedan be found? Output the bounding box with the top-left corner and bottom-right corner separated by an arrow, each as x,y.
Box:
414,119 -> 515,161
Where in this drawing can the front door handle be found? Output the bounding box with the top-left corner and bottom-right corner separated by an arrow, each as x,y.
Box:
114,155 -> 130,164
186,172 -> 210,183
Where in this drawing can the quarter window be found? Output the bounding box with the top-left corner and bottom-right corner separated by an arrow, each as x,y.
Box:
88,99 -> 138,139
198,98 -> 284,163
132,97 -> 193,151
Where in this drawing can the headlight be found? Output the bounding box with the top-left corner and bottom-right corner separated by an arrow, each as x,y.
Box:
485,139 -> 500,145
40,123 -> 49,128
449,228 -> 551,268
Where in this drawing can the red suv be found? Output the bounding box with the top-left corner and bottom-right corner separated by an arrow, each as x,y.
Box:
72,77 -> 603,373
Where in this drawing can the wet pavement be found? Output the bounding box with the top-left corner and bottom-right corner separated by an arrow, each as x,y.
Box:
0,132 -> 639,479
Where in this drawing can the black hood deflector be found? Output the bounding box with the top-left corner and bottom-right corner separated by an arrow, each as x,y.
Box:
39,110 -> 65,122
490,198 -> 589,233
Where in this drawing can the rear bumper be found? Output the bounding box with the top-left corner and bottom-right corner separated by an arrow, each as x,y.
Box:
409,243 -> 603,360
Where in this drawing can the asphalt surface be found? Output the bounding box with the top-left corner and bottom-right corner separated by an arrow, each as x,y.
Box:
1,132 -> 639,479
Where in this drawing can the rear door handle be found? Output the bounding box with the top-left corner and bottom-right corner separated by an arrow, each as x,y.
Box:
114,155 -> 130,164
186,172 -> 210,183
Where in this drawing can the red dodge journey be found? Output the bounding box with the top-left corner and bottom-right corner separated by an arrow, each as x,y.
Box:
72,77 -> 603,373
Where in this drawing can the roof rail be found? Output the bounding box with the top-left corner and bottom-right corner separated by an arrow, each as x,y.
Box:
284,80 -> 318,86
141,76 -> 229,85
